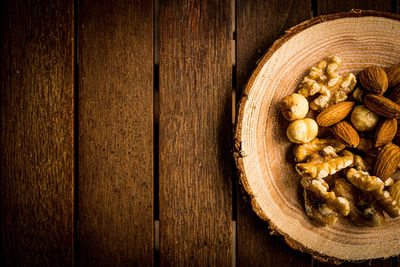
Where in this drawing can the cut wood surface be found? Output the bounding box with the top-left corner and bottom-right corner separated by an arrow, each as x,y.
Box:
78,0 -> 154,265
236,1 -> 312,266
159,0 -> 233,265
0,0 -> 74,266
235,11 -> 400,263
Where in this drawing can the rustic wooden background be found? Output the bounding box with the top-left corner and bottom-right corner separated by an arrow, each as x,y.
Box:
1,0 -> 399,266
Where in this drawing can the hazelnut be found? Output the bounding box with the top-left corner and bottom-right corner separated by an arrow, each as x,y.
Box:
280,93 -> 309,121
286,118 -> 318,144
350,105 -> 379,132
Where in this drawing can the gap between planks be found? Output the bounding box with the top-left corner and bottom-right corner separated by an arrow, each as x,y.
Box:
73,0 -> 80,265
232,0 -> 237,266
154,0 -> 160,265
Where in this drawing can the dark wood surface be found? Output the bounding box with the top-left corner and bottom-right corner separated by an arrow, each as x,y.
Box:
235,1 -> 312,266
1,0 -> 400,266
317,0 -> 393,15
159,1 -> 233,265
0,0 -> 74,266
77,0 -> 154,266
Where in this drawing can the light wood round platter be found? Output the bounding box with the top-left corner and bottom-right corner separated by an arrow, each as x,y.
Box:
234,10 -> 400,263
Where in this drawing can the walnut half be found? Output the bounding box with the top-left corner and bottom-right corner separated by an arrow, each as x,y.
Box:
297,56 -> 357,111
303,188 -> 338,226
302,177 -> 350,216
296,150 -> 354,179
346,168 -> 400,218
333,178 -> 385,227
294,137 -> 346,162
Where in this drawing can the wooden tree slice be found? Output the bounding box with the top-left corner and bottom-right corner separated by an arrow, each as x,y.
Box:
234,10 -> 400,263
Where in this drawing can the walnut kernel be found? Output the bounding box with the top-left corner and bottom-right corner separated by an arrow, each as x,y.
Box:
297,56 -> 356,111
302,177 -> 350,216
332,178 -> 385,227
346,168 -> 400,218
389,180 -> 400,206
346,168 -> 384,193
303,188 -> 338,226
294,137 -> 345,162
296,150 -> 354,179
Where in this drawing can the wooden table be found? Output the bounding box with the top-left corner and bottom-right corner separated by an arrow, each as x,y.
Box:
1,0 -> 399,266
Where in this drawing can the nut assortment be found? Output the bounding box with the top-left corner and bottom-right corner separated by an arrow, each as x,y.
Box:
281,56 -> 400,226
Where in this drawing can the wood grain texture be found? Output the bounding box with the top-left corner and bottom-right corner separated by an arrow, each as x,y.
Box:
0,0 -> 74,266
159,0 -> 232,265
236,1 -> 312,266
317,0 -> 392,15
78,0 -> 153,265
236,0 -> 312,97
398,0 -> 400,14
236,193 -> 312,267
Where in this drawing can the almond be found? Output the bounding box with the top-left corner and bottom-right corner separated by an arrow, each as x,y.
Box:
375,118 -> 397,147
316,101 -> 355,127
387,64 -> 400,87
359,66 -> 388,94
364,94 -> 400,119
332,121 -> 360,148
388,85 -> 400,105
373,143 -> 400,181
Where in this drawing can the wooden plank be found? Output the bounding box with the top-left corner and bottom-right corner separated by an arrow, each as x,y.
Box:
236,0 -> 312,96
78,0 -> 153,265
314,2 -> 393,267
398,0 -> 399,14
159,0 -> 232,265
236,194 -> 312,267
235,1 -> 312,266
317,0 -> 392,15
0,1 -> 74,266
